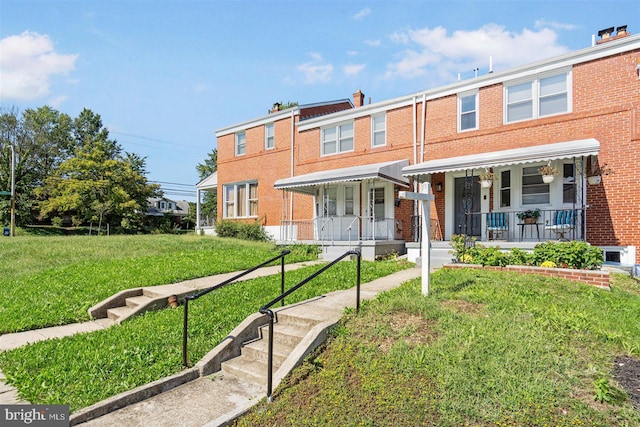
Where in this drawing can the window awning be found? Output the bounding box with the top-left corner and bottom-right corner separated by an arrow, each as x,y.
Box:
402,139 -> 600,177
274,160 -> 410,195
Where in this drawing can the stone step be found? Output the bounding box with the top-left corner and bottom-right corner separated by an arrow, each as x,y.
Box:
275,309 -> 333,330
106,306 -> 134,322
125,295 -> 153,309
220,356 -> 267,385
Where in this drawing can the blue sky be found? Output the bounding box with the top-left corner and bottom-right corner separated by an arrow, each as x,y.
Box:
1,0 -> 638,201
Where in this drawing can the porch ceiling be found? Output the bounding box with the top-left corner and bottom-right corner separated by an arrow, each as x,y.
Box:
274,159 -> 410,195
402,138 -> 600,177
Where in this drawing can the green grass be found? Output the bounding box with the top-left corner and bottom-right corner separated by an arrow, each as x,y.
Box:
235,269 -> 640,427
0,234 -> 317,333
0,236 -> 410,411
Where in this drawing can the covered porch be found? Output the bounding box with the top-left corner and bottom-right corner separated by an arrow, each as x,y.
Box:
403,139 -> 600,243
195,171 -> 217,235
274,160 -> 411,259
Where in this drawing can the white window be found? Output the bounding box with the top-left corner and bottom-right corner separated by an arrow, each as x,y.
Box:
500,170 -> 511,208
521,165 -> 549,205
344,186 -> 355,215
458,92 -> 478,131
265,123 -> 274,150
505,71 -> 570,123
371,114 -> 386,147
321,122 -> 354,155
235,131 -> 246,156
223,182 -> 258,218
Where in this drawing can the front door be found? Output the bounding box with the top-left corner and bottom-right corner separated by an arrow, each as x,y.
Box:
454,176 -> 481,237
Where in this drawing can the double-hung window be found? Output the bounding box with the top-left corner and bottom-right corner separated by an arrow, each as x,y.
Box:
223,181 -> 258,218
321,122 -> 354,155
505,70 -> 570,123
371,114 -> 386,147
265,123 -> 274,150
521,165 -> 549,205
458,92 -> 478,131
235,131 -> 246,156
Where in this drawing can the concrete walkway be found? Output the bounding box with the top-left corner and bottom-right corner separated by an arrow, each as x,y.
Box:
0,265 -> 422,426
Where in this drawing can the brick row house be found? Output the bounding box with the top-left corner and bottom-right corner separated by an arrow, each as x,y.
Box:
202,29 -> 640,266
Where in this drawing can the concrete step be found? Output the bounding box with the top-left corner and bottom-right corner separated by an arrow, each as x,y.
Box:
125,295 -> 153,309
275,308 -> 334,330
106,306 -> 134,322
241,338 -> 295,367
258,323 -> 307,347
220,356 -> 267,385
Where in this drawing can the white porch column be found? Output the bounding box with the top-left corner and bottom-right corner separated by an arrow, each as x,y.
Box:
196,189 -> 201,232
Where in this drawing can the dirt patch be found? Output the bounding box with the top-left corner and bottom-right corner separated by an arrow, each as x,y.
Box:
378,312 -> 438,353
441,299 -> 487,317
613,356 -> 640,408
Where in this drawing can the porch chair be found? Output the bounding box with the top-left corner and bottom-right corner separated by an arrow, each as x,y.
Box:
486,212 -> 508,241
545,210 -> 575,241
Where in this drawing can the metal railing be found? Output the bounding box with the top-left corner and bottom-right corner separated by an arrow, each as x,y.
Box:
259,250 -> 361,402
181,250 -> 290,367
461,207 -> 586,242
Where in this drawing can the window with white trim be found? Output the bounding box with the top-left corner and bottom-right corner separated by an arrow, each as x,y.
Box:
235,131 -> 246,156
562,163 -> 576,204
371,114 -> 386,147
459,92 -> 478,131
500,170 -> 511,208
505,71 -> 569,123
265,123 -> 274,150
223,181 -> 258,218
344,186 -> 355,215
321,122 -> 354,155
521,165 -> 549,205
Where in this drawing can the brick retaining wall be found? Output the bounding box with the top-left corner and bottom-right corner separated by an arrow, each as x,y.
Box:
443,264 -> 610,290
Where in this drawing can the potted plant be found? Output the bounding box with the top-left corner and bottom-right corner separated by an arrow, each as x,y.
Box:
587,159 -> 613,185
517,208 -> 541,224
538,163 -> 559,183
478,169 -> 495,188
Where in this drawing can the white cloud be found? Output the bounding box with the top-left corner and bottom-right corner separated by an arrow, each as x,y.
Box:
385,24 -> 569,81
297,53 -> 334,84
347,50 -> 359,56
535,19 -> 578,31
343,63 -> 366,76
0,31 -> 77,100
354,8 -> 371,21
364,39 -> 381,47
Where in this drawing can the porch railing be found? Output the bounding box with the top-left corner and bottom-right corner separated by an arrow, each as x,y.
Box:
461,207 -> 586,242
279,216 -> 401,242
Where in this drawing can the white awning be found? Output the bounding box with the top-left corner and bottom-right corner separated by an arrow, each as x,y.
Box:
402,139 -> 600,177
195,171 -> 217,191
274,160 -> 410,195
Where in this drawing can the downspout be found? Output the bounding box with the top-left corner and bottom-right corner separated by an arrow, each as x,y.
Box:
421,93 -> 426,163
289,109 -> 295,222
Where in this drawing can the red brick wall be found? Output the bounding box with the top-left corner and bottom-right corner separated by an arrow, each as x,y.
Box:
444,264 -> 611,289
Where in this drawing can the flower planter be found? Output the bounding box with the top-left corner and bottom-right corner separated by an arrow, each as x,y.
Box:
524,217 -> 537,224
480,180 -> 492,188
542,175 -> 555,183
588,175 -> 602,185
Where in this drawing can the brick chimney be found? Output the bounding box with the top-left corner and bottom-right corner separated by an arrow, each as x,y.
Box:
353,90 -> 365,107
271,102 -> 281,113
597,25 -> 630,44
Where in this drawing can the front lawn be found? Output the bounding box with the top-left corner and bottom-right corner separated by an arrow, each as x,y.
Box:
0,234 -> 317,333
0,248 -> 410,411
236,269 -> 640,426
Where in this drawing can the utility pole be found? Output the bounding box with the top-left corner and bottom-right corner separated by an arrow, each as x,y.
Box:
9,144 -> 15,237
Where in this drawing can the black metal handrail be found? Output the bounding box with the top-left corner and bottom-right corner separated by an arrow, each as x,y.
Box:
259,250 -> 361,402
182,250 -> 290,367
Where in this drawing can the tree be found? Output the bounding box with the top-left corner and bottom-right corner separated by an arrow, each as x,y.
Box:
37,109 -> 160,232
0,106 -> 76,225
196,148 -> 217,223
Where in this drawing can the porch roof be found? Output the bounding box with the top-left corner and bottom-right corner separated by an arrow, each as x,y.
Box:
274,159 -> 410,195
402,138 -> 600,177
195,171 -> 217,191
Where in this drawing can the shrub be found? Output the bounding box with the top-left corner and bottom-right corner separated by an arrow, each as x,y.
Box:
473,246 -> 509,267
506,247 -> 532,266
540,260 -> 557,268
532,241 -> 603,270
215,220 -> 270,242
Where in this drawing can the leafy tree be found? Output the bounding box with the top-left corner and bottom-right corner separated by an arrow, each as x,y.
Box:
37,110 -> 160,232
0,106 -> 75,225
196,148 -> 217,224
